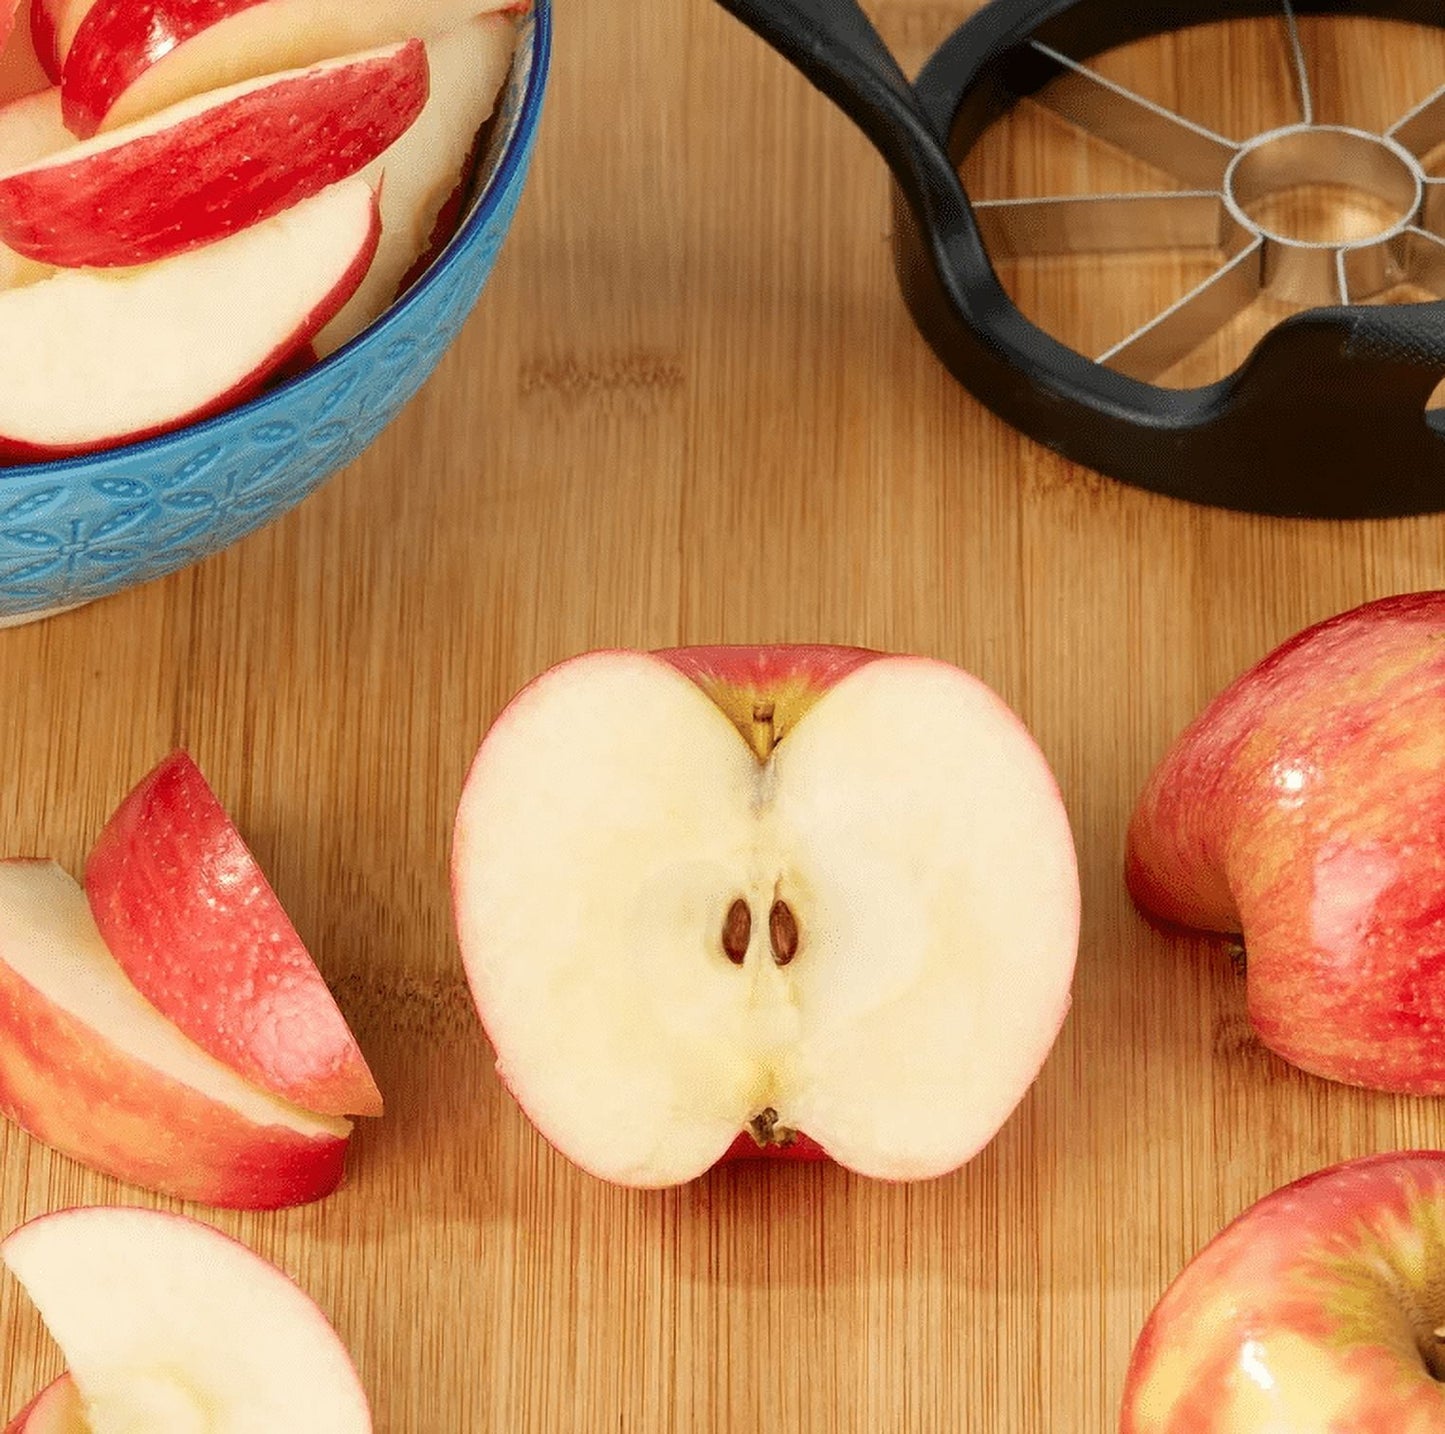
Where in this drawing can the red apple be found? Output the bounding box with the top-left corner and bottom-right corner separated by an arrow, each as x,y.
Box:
0,859 -> 351,1208
452,646 -> 1080,1188
1121,1151 -> 1445,1432
315,13 -> 516,356
3,1207 -> 371,1431
85,753 -> 382,1119
1127,591 -> 1445,1095
2,1377 -> 83,1434
29,0 -> 77,83
0,175 -> 379,458
0,38 -> 426,268
62,0 -> 513,137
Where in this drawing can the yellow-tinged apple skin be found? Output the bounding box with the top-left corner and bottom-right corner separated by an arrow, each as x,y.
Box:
1121,1152 -> 1445,1434
1126,592 -> 1445,1094
0,863 -> 349,1208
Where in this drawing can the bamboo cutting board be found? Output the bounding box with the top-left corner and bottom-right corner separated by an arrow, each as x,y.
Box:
6,3 -> 1445,1430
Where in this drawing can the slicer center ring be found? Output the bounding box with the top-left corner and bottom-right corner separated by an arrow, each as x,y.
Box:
1223,124 -> 1425,304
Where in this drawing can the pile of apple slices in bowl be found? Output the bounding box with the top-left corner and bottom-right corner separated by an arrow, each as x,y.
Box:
0,752 -> 381,1208
0,0 -> 521,459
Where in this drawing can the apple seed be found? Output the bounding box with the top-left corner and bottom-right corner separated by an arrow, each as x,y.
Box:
769,900 -> 799,966
722,899 -> 751,965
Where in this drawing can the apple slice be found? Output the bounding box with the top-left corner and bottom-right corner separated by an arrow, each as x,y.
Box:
316,14 -> 516,357
1122,1152 -> 1445,1432
64,0 -> 515,137
4,1207 -> 371,1431
0,860 -> 350,1208
0,0 -> 42,103
0,88 -> 69,290
85,753 -> 382,1119
3,1377 -> 85,1434
0,176 -> 378,458
452,647 -> 1080,1188
29,0 -> 74,83
0,38 -> 425,268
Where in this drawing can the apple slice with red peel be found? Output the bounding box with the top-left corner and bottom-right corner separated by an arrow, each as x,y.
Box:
316,14 -> 516,357
453,647 -> 1080,1187
0,176 -> 378,459
1122,1152 -> 1445,1432
85,753 -> 383,1120
1127,591 -> 1445,1095
0,860 -> 350,1208
63,0 -> 514,138
0,88 -> 69,291
3,1377 -> 85,1434
0,38 -> 425,268
4,1207 -> 371,1432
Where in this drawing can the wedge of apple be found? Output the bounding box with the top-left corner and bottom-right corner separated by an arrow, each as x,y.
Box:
85,753 -> 382,1119
0,39 -> 425,267
0,87 -> 69,290
1121,1152 -> 1445,1432
316,13 -> 516,357
29,0 -> 70,82
0,5 -> 48,105
452,646 -> 1080,1188
4,1207 -> 371,1431
0,175 -> 378,458
2,1377 -> 84,1434
63,0 -> 516,137
0,860 -> 350,1208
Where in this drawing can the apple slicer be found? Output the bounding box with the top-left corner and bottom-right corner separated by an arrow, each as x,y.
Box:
715,0 -> 1445,518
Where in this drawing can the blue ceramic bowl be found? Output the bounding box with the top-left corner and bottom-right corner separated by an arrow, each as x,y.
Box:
0,3 -> 550,627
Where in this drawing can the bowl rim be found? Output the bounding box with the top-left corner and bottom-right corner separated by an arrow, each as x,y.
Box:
0,0 -> 552,486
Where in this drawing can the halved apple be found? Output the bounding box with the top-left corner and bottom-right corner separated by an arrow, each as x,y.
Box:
452,647 -> 1080,1188
316,14 -> 517,357
0,39 -> 425,268
85,753 -> 382,1119
0,175 -> 378,458
63,0 -> 514,136
0,860 -> 350,1208
2,1377 -> 84,1434
4,1207 -> 371,1431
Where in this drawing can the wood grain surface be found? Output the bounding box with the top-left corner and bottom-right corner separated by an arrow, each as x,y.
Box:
6,4 -> 1445,1430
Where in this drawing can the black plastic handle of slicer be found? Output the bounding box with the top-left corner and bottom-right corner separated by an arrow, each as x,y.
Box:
713,0 -> 1445,518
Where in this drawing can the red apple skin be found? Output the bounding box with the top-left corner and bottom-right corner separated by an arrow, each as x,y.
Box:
29,2 -> 58,83
0,185 -> 378,461
2,1376 -> 81,1434
1121,1152 -> 1445,1433
0,40 -> 425,268
61,0 -> 511,137
1126,592 -> 1445,1095
85,753 -> 382,1119
0,889 -> 349,1208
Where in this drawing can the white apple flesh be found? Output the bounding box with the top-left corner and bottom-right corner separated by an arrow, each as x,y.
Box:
0,176 -> 379,458
3,1207 -> 371,1433
315,14 -> 516,356
2,1377 -> 85,1434
0,860 -> 350,1208
453,648 -> 1080,1187
0,39 -> 425,268
63,0 -> 514,136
